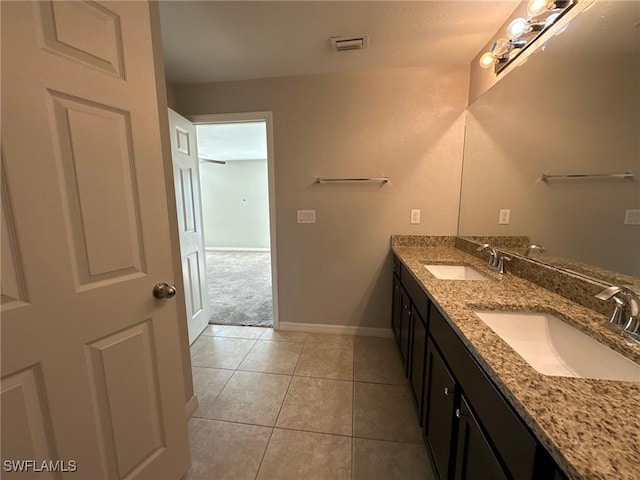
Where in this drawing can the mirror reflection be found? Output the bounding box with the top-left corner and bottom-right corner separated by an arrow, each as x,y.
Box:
458,0 -> 640,281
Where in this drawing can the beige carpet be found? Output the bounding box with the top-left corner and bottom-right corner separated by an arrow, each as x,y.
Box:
206,251 -> 273,327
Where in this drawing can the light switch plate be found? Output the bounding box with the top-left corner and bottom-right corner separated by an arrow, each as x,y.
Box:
624,209 -> 640,225
499,209 -> 511,225
297,210 -> 316,224
410,209 -> 421,224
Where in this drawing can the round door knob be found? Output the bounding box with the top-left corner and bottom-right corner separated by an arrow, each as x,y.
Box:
153,282 -> 177,299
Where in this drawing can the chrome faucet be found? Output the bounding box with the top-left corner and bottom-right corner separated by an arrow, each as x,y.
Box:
595,285 -> 640,344
523,244 -> 546,257
477,244 -> 511,274
477,243 -> 498,268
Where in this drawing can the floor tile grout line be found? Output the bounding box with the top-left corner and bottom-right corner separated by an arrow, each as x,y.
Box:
236,338 -> 304,376
191,416 -> 424,446
191,365 -> 235,372
290,373 -> 354,382
254,426 -> 275,480
273,338 -> 305,428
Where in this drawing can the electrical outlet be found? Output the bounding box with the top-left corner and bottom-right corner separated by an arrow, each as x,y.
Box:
499,209 -> 511,225
411,209 -> 421,224
624,209 -> 640,225
297,210 -> 316,224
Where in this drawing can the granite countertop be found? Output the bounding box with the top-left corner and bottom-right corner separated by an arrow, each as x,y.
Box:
391,242 -> 640,480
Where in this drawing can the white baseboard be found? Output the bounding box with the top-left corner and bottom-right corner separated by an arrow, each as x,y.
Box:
205,247 -> 270,252
186,394 -> 199,418
278,322 -> 393,338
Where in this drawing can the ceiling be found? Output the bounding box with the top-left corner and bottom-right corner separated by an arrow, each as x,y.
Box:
197,122 -> 267,161
159,1 -> 518,84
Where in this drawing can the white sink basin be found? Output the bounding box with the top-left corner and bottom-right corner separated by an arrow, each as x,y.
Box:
424,264 -> 489,281
472,310 -> 640,382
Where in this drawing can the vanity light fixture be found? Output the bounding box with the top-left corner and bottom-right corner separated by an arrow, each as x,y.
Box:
479,38 -> 527,69
480,0 -> 576,73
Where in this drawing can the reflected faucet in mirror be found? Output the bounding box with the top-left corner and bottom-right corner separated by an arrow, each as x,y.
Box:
595,285 -> 640,344
524,244 -> 547,257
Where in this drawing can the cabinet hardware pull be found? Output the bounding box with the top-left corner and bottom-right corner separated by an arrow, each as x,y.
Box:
444,387 -> 449,396
456,409 -> 461,418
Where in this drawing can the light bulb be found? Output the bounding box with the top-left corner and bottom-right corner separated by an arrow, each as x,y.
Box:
527,0 -> 550,17
545,12 -> 560,26
507,17 -> 529,39
479,52 -> 496,69
492,38 -> 511,56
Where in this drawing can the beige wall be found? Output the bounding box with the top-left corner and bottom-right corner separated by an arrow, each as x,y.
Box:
200,159 -> 271,249
166,81 -> 177,109
173,66 -> 469,329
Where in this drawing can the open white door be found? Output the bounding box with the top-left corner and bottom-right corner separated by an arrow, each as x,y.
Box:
168,109 -> 210,344
1,2 -> 190,479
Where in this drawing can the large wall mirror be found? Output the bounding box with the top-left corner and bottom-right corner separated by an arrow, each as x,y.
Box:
459,0 -> 639,284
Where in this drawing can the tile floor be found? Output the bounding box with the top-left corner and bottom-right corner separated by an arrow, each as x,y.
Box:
186,325 -> 436,479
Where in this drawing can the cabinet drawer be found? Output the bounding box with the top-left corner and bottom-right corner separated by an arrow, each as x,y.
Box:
424,338 -> 457,480
429,304 -> 539,480
400,264 -> 429,320
455,395 -> 508,480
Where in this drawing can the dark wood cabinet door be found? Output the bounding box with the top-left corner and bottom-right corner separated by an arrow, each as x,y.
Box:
424,338 -> 456,480
454,395 -> 508,480
410,306 -> 427,423
391,275 -> 402,346
399,288 -> 412,372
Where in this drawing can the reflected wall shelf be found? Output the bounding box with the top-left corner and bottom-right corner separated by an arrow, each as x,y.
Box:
540,172 -> 635,181
315,177 -> 388,184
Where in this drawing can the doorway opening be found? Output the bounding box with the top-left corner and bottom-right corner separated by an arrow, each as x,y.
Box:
193,113 -> 278,330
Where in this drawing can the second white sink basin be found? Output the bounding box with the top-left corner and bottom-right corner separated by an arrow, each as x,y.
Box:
472,310 -> 640,382
424,265 -> 489,281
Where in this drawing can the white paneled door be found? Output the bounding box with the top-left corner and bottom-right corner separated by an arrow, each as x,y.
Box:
168,110 -> 210,344
1,2 -> 190,479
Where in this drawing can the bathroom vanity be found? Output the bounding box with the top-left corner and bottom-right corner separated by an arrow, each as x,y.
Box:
390,236 -> 640,480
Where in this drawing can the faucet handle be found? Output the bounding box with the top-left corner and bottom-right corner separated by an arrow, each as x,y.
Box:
476,243 -> 498,268
595,285 -> 640,342
595,285 -> 624,301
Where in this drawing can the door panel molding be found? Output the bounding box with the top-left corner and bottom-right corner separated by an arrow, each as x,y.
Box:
85,320 -> 166,478
37,1 -> 125,79
1,155 -> 29,309
47,90 -> 147,289
1,365 -> 57,477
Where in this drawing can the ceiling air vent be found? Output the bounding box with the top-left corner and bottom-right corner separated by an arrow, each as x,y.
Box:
330,35 -> 369,52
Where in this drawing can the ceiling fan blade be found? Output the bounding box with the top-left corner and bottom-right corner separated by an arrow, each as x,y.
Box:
198,158 -> 227,165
